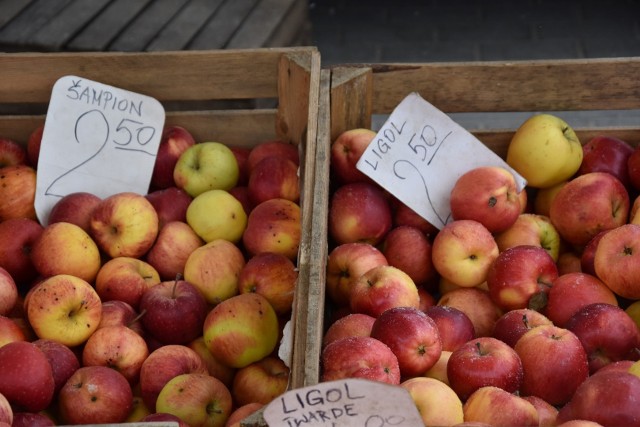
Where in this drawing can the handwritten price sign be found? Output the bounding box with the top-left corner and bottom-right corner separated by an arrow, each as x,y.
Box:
34,76 -> 165,224
357,93 -> 526,230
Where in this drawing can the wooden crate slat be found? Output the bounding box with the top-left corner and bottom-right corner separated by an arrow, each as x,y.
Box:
225,0 -> 298,49
329,66 -> 373,142
187,0 -> 258,50
0,0 -> 72,46
65,0 -> 152,51
0,0 -> 35,29
106,0 -> 191,52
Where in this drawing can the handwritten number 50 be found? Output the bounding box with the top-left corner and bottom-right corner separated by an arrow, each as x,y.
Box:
114,118 -> 156,147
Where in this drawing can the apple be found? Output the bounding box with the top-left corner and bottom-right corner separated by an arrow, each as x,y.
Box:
58,365 -> 133,425
382,225 -> 435,287
630,193 -> 640,224
544,272 -> 619,327
173,141 -> 239,197
82,325 -> 149,384
238,251 -> 298,316
145,220 -> 204,281
330,128 -> 376,185
447,336 -> 523,400
0,137 -> 27,167
11,412 -> 55,427
578,135 -> 634,189
565,302 -> 640,374
204,293 -> 279,369
522,395 -> 558,427
187,336 -> 237,387
33,338 -> 80,395
580,230 -> 608,276
463,386 -> 539,427
46,191 -> 101,231
326,242 -> 388,307
231,355 -> 290,406
0,341 -> 55,412
139,278 -> 208,345
328,182 -> 392,246
549,172 -> 629,248
533,180 -> 567,217
322,313 -> 376,348
183,238 -> 246,305
424,305 -> 476,352
370,306 -> 442,377
229,146 -> 252,186
556,369 -> 640,427
98,300 -> 145,336
0,393 -> 11,426
594,223 -> 640,299
246,139 -> 299,173
155,373 -> 233,427
27,274 -> 102,347
248,155 -> 300,204
494,213 -> 561,262
424,350 -> 452,385
390,197 -> 439,237
349,265 -> 420,317
26,124 -> 44,168
0,315 -> 26,347
0,165 -> 37,221
242,198 -> 301,260
0,267 -> 18,316
400,377 -> 464,426
139,344 -> 209,412
491,308 -> 553,348
228,185 -> 256,215
145,186 -> 193,229
0,217 -> 43,285
140,412 -> 189,427
431,219 -> 499,288
557,251 -> 583,275
150,125 -> 196,190
486,245 -> 558,312
437,287 -> 502,338
186,189 -> 247,243
320,336 -> 401,385
514,324 -> 589,406
450,166 -> 522,233
506,113 -> 582,189
225,402 -> 264,427
94,256 -> 161,309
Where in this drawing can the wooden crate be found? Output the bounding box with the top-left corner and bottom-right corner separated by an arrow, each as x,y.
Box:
0,46 -> 323,404
301,57 -> 640,385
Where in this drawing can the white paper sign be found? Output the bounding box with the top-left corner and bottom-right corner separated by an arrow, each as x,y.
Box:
356,93 -> 526,230
35,75 -> 165,224
263,378 -> 423,426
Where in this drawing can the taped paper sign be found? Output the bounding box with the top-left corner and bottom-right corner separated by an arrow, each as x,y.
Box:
35,75 -> 165,224
356,92 -> 526,229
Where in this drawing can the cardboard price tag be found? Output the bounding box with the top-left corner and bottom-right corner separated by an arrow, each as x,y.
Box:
35,75 -> 165,224
356,92 -> 526,230
263,378 -> 423,426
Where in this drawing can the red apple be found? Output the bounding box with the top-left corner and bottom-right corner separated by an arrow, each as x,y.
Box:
320,336 -> 401,385
594,223 -> 640,299
230,146 -> 252,186
11,412 -> 55,427
322,313 -> 376,348
579,135 -> 634,189
187,336 -> 236,388
33,338 -> 80,395
94,256 -> 161,309
437,287 -> 502,338
246,139 -> 299,174
424,305 -> 476,352
514,324 -> 589,406
97,300 -> 145,336
382,225 -> 435,286
491,308 -> 553,348
58,365 -> 133,425
522,395 -> 558,427
248,155 -> 300,204
0,315 -> 26,347
370,306 -> 442,377
0,393 -> 12,426
150,125 -> 196,190
349,265 -> 420,317
242,198 -> 301,261
145,220 -> 204,281
328,181 -> 392,246
46,191 -> 102,231
486,245 -> 558,312
0,218 -> 43,286
225,403 -> 264,427
447,337 -> 524,400
0,137 -> 27,168
390,197 -> 439,237
228,185 -> 255,215
565,302 -> 640,373
26,124 -> 44,168
0,341 -> 55,412
145,186 -> 193,229
0,267 -> 18,316
0,165 -> 37,222
139,278 -> 208,345
330,128 -> 376,185
231,355 -> 290,406
463,386 -> 539,427
450,166 -> 522,233
549,172 -> 629,248
580,230 -> 609,276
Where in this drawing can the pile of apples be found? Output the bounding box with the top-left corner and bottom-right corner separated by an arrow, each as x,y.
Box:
0,124 -> 304,426
322,114 -> 640,427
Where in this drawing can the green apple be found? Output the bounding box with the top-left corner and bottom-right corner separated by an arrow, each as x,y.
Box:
173,142 -> 239,197
186,189 -> 247,243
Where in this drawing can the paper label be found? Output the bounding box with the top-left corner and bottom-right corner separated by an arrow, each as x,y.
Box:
263,378 -> 423,426
356,92 -> 526,229
35,75 -> 165,224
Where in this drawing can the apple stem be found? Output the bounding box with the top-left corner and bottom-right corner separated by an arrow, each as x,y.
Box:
522,314 -> 530,329
172,273 -> 183,299
130,308 -> 146,326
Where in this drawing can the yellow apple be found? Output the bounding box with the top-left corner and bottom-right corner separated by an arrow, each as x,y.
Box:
506,114 -> 582,189
173,141 -> 239,197
186,189 -> 247,243
401,377 -> 464,426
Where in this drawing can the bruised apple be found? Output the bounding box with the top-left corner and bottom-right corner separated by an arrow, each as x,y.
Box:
242,198 -> 301,261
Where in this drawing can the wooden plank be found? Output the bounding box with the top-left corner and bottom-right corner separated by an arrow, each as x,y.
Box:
0,0 -> 35,28
226,0 -> 298,49
187,0 -> 258,50
144,0 -> 224,51
366,58 -> 640,114
0,0 -> 72,46
65,0 -> 151,51
107,0 -> 190,52
28,0 -> 112,51
330,66 -> 373,141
